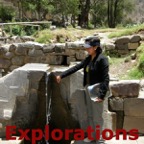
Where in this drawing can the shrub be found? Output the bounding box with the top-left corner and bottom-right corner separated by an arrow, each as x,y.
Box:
0,5 -> 15,22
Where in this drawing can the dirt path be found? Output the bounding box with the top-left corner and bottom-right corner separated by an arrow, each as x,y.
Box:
109,59 -> 137,79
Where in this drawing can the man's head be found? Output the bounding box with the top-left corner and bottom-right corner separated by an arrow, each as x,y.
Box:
84,37 -> 100,48
83,37 -> 102,55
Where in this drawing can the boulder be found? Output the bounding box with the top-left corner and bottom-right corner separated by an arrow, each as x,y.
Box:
115,36 -> 130,44
110,80 -> 140,97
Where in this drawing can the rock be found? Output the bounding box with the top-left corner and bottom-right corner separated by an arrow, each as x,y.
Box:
76,50 -> 88,60
50,25 -> 56,30
130,35 -> 141,43
0,58 -> 11,69
65,49 -> 76,56
47,55 -> 64,65
24,56 -> 40,63
65,42 -> 84,49
0,63 -> 49,138
115,36 -> 130,44
12,56 -> 24,66
43,44 -> 55,53
9,44 -> 18,52
15,44 -> 28,55
20,36 -> 35,42
54,43 -> 65,53
123,116 -> 144,133
124,98 -> 144,117
28,49 -> 44,57
109,97 -> 124,111
115,44 -> 128,50
117,49 -> 129,55
110,80 -> 140,97
3,52 -> 15,59
67,56 -> 76,65
104,43 -> 115,50
0,46 -> 7,55
128,42 -> 139,50
131,53 -> 136,60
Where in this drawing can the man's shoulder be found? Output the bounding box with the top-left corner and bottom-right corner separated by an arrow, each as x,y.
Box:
97,53 -> 108,61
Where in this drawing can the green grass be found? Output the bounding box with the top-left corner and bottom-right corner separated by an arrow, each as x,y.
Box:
109,57 -> 124,65
108,24 -> 144,38
122,67 -> 144,80
123,43 -> 144,79
34,27 -> 123,43
34,29 -> 53,43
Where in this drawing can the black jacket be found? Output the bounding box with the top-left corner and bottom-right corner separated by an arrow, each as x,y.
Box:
60,53 -> 109,99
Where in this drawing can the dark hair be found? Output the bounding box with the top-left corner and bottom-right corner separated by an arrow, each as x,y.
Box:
85,37 -> 102,54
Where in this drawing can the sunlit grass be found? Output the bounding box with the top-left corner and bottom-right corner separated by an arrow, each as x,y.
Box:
108,24 -> 144,38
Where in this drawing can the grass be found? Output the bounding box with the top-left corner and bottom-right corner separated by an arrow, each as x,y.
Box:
34,24 -> 144,43
121,66 -> 144,80
109,57 -> 124,65
34,27 -> 122,43
108,24 -> 144,38
122,43 -> 144,79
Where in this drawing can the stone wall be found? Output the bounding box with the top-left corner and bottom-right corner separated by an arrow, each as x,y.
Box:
0,41 -> 87,73
0,34 -> 143,74
105,35 -> 142,56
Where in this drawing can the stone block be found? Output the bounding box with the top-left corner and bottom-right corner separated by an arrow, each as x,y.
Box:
28,49 -> 44,57
109,97 -> 124,111
3,52 -> 15,59
43,44 -> 55,53
67,56 -> 76,65
128,43 -> 139,50
65,49 -> 76,56
117,50 -> 129,55
0,63 -> 49,138
104,43 -> 115,50
115,37 -> 130,44
110,80 -> 140,97
70,70 -> 83,98
76,50 -> 88,60
124,98 -> 144,117
65,41 -> 84,49
0,59 -> 11,69
54,43 -> 65,53
9,44 -> 17,52
70,89 -> 88,130
24,56 -> 40,63
116,44 -> 128,50
123,116 -> 144,133
12,56 -> 24,66
130,35 -> 141,43
15,44 -> 28,55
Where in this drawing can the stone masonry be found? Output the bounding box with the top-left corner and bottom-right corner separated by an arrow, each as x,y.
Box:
0,34 -> 143,74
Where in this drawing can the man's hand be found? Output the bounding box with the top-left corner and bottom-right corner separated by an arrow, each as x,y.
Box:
95,97 -> 103,102
56,75 -> 61,83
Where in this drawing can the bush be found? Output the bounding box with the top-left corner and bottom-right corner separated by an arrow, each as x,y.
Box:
0,5 -> 15,22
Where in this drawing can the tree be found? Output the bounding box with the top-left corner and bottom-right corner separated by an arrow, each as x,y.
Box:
107,0 -> 134,28
78,0 -> 91,28
90,0 -> 107,28
0,5 -> 15,22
